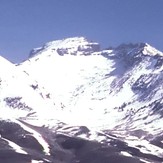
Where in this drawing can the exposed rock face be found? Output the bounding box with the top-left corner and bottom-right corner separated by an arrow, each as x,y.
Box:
29,37 -> 100,57
0,120 -> 163,163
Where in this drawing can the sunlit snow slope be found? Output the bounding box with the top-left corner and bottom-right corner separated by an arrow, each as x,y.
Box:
17,37 -> 163,134
1,37 -> 163,162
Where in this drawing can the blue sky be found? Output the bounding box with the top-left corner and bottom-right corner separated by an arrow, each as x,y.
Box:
0,0 -> 163,63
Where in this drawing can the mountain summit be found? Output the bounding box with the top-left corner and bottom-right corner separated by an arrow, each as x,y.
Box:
29,37 -> 100,58
0,37 -> 163,162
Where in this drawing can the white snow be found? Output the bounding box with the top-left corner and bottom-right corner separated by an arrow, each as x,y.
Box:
15,120 -> 50,156
31,160 -> 44,163
29,37 -> 100,58
125,136 -> 163,157
1,37 -> 163,162
11,38 -> 162,133
1,137 -> 27,154
120,151 -> 132,157
143,43 -> 163,56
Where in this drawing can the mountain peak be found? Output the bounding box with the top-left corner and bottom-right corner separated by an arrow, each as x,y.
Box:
1,38 -> 163,163
108,42 -> 163,59
29,37 -> 163,60
29,37 -> 100,58
142,43 -> 163,56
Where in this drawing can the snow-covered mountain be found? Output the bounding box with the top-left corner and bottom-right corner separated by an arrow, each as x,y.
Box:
0,37 -> 163,162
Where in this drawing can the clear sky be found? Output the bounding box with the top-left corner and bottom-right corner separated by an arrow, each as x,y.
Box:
0,0 -> 163,63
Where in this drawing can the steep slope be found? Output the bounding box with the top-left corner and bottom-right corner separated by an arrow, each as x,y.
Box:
0,55 -> 58,120
19,38 -> 163,133
0,37 -> 163,162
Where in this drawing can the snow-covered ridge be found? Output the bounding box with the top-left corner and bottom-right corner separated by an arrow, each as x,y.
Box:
29,37 -> 100,58
17,37 -> 163,131
110,42 -> 163,58
28,37 -> 163,62
143,43 -> 163,56
1,37 -> 163,162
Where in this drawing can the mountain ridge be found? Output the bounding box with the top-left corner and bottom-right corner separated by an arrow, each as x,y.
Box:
28,37 -> 100,58
0,37 -> 163,162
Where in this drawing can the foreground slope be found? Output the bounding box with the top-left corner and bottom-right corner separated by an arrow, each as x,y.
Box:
0,37 -> 163,162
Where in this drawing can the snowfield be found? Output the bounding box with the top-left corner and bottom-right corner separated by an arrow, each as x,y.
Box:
0,37 -> 163,162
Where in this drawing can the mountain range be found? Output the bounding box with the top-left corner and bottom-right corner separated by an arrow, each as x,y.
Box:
0,37 -> 163,163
